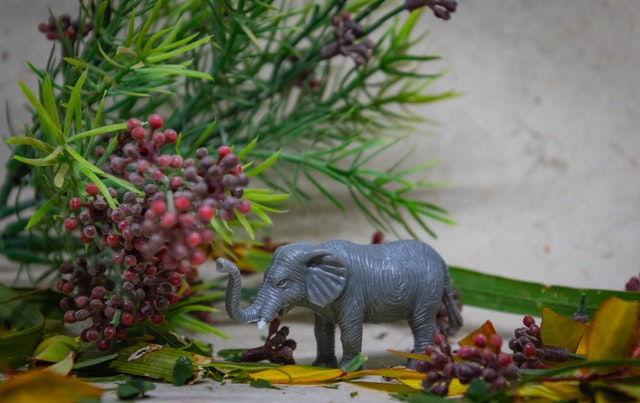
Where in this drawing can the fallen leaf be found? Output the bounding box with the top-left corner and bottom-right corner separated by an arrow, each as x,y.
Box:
458,320 -> 500,353
249,365 -> 345,384
540,307 -> 589,353
0,369 -> 103,403
32,335 -> 77,363
587,297 -> 639,360
387,349 -> 430,361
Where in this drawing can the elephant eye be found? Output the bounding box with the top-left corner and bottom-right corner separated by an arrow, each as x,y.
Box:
276,279 -> 288,289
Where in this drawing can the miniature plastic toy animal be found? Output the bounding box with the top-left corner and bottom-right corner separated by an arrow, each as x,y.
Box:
216,239 -> 463,369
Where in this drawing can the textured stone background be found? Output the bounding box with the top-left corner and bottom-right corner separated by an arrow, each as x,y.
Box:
1,1 -> 638,401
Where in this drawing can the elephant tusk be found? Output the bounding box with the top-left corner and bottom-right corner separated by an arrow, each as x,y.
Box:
257,319 -> 268,331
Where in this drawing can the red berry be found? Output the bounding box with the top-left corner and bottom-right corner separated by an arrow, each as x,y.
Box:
104,326 -> 117,339
164,128 -> 177,143
62,281 -> 75,294
150,200 -> 167,215
523,315 -> 535,327
152,131 -> 165,146
217,146 -> 232,160
131,126 -> 146,142
97,339 -> 110,351
219,209 -> 234,221
123,269 -> 137,282
186,231 -> 201,248
106,233 -> 119,247
63,217 -> 78,231
38,22 -> 49,33
148,114 -> 164,130
45,30 -> 58,40
117,220 -> 130,232
167,272 -> 182,286
86,183 -> 99,196
136,159 -> 149,172
127,118 -> 141,132
197,205 -> 215,221
231,164 -> 243,175
523,342 -> 536,357
169,176 -> 183,190
151,312 -> 165,324
121,312 -> 134,326
157,155 -> 172,167
174,196 -> 190,211
498,353 -> 512,366
160,212 -> 177,228
167,292 -> 180,304
188,250 -> 206,266
69,197 -> 82,210
490,334 -> 503,350
236,199 -> 251,214
473,333 -> 487,348
63,310 -> 76,324
170,155 -> 183,169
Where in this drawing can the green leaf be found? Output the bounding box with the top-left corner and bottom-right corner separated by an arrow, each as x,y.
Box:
450,266 -> 640,318
0,285 -> 45,369
133,65 -> 213,80
67,122 -> 127,142
116,379 -> 155,400
25,189 -> 62,229
145,35 -> 212,64
18,81 -> 64,145
245,150 -> 281,177
12,145 -> 65,167
5,136 -> 54,154
32,335 -> 77,363
250,378 -> 281,390
41,76 -> 62,135
63,70 -> 88,137
172,356 -> 194,386
235,210 -> 255,239
342,353 -> 367,373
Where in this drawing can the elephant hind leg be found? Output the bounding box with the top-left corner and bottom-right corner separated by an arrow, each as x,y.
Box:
407,311 -> 437,369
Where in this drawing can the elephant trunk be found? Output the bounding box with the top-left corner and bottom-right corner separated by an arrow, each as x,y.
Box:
216,258 -> 263,326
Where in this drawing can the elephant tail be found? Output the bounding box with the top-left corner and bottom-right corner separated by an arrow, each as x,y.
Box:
442,266 -> 463,330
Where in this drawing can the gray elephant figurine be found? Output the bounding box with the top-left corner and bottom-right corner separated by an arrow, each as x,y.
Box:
216,239 -> 462,369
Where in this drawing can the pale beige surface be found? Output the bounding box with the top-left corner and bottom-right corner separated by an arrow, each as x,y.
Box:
1,1 -> 639,401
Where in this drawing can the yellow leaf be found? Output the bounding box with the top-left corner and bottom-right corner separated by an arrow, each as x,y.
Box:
540,307 -> 589,353
45,351 -> 75,376
587,297 -> 639,360
458,320 -> 500,353
249,365 -> 345,384
0,369 -> 103,403
386,349 -> 430,361
516,380 -> 583,401
346,381 -> 415,394
342,368 -> 424,381
397,378 -> 423,391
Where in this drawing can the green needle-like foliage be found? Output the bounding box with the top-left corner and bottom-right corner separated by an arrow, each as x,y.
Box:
1,0 -> 456,269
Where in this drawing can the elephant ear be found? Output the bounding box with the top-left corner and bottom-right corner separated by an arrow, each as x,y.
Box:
305,250 -> 347,307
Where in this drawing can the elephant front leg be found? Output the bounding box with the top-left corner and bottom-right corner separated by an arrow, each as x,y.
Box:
312,313 -> 338,368
338,322 -> 364,369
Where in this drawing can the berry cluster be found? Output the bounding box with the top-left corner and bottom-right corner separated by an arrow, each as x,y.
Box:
404,0 -> 458,20
416,333 -> 520,396
240,318 -> 297,365
507,316 -> 569,369
58,114 -> 251,350
321,12 -> 374,66
38,14 -> 92,42
626,273 -> 640,292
